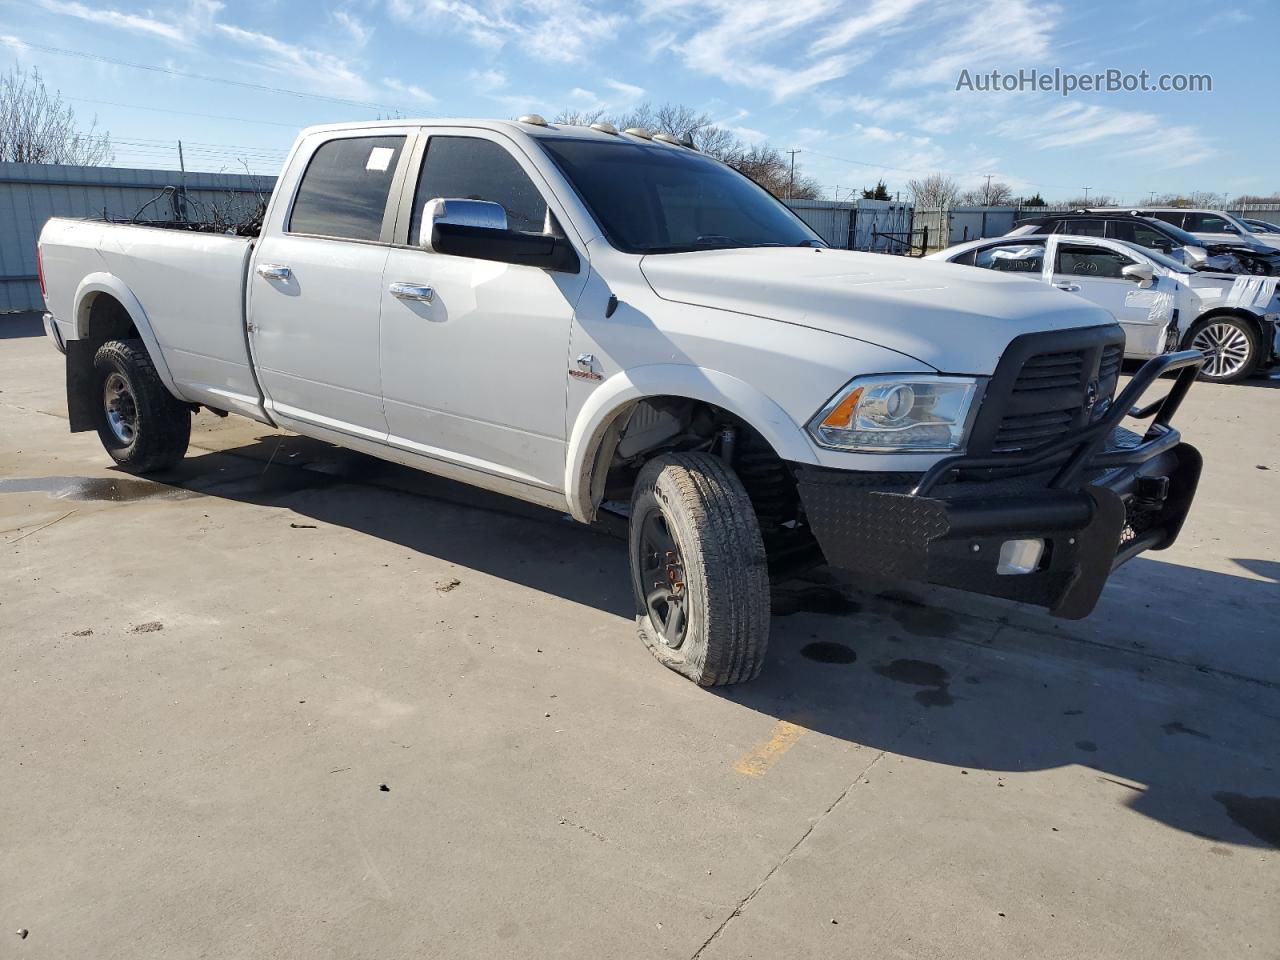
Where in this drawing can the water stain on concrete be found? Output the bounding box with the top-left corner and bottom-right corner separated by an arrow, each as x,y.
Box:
1213,792 -> 1280,848
1075,739 -> 1098,752
800,641 -> 857,664
0,475 -> 192,503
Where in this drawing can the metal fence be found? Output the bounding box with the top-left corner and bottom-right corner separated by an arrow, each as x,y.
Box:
914,202 -> 1280,253
784,199 -> 920,253
0,162 -> 276,313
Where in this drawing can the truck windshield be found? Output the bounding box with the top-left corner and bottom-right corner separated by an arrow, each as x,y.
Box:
538,137 -> 825,254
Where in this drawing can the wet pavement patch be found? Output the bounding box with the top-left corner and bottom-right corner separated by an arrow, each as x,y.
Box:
1213,792 -> 1280,848
873,658 -> 955,707
1163,721 -> 1211,740
800,641 -> 857,664
772,585 -> 860,617
874,658 -> 948,687
876,591 -> 959,637
1075,740 -> 1098,752
0,475 -> 193,503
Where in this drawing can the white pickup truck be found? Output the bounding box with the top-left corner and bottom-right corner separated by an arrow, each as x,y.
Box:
38,117 -> 1206,686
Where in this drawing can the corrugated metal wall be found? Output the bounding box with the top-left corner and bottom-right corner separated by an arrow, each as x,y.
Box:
784,199 -> 916,252
0,162 -> 276,312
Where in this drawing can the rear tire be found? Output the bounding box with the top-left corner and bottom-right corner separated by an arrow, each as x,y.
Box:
92,339 -> 191,472
1185,316 -> 1260,384
629,453 -> 770,686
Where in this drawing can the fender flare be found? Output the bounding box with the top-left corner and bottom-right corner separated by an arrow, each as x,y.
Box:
563,364 -> 814,523
72,272 -> 187,401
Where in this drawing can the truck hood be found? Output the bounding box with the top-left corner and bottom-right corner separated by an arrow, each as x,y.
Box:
640,247 -> 1115,374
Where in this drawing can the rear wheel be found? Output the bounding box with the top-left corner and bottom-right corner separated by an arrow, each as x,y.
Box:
629,453 -> 770,686
1186,316 -> 1260,384
92,339 -> 191,472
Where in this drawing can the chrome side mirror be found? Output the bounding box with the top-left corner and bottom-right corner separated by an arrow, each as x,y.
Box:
418,198 -> 508,249
1121,263 -> 1155,288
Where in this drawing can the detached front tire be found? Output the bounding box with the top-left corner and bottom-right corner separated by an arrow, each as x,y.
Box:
92,339 -> 191,472
629,452 -> 770,686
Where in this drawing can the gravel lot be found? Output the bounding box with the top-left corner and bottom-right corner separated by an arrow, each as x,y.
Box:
2,312 -> 1277,959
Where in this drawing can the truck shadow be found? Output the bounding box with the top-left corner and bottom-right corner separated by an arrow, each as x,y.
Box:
145,432 -> 1280,851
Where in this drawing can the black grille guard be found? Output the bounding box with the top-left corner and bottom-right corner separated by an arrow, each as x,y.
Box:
912,349 -> 1206,497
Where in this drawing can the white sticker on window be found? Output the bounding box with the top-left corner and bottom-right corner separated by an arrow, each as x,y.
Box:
366,147 -> 394,172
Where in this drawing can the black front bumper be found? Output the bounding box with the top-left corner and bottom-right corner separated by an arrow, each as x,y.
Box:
794,350 -> 1205,620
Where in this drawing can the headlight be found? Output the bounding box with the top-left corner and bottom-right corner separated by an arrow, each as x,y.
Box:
807,375 -> 979,452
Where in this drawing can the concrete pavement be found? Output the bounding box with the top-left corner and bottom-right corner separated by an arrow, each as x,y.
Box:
2,312 -> 1277,959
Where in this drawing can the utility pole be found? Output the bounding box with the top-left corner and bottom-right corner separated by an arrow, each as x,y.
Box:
786,149 -> 801,199
176,140 -> 188,223
1148,191 -> 1157,203
984,174 -> 993,206
1082,185 -> 1092,204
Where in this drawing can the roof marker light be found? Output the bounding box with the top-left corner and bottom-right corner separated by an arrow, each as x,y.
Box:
623,127 -> 653,139
652,132 -> 682,145
590,122 -> 619,135
518,114 -> 549,126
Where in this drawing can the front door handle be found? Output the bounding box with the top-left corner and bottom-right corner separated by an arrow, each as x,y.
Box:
1054,282 -> 1081,292
256,263 -> 291,281
389,281 -> 434,303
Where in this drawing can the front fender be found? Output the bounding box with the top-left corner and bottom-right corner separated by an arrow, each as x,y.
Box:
564,364 -> 815,523
73,272 -> 185,401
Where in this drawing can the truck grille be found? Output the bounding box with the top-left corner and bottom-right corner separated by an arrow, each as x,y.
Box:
969,328 -> 1126,457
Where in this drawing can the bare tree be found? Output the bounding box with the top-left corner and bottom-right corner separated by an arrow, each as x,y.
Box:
1232,193 -> 1280,205
550,100 -> 821,199
1064,194 -> 1115,208
907,173 -> 960,209
0,66 -> 112,165
1153,190 -> 1228,209
959,180 -> 1014,206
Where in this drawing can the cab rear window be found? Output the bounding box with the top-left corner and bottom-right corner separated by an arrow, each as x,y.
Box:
289,136 -> 406,241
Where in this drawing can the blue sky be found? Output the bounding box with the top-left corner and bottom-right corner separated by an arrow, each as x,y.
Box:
3,0 -> 1275,202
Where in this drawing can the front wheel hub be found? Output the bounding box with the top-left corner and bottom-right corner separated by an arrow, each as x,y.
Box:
1191,322 -> 1250,379
636,508 -> 688,648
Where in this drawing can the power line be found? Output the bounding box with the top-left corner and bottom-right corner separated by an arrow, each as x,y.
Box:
65,95 -> 305,129
1,37 -> 401,112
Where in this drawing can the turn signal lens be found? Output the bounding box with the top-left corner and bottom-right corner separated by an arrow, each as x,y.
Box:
820,387 -> 863,430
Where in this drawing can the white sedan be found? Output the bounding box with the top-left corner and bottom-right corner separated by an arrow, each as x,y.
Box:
928,233 -> 1280,383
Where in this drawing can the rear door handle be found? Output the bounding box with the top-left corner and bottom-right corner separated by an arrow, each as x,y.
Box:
389,281 -> 434,303
1054,282 -> 1081,292
256,263 -> 291,281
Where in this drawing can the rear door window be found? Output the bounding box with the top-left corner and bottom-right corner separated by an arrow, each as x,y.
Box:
1056,219 -> 1106,237
289,135 -> 406,241
1055,244 -> 1137,279
1185,212 -> 1234,233
972,241 -> 1045,273
1108,221 -> 1175,253
1146,211 -> 1186,229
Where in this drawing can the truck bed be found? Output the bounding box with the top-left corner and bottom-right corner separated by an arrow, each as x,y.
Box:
40,218 -> 267,422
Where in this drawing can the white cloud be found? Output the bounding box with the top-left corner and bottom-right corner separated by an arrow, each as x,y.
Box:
811,0 -> 926,55
215,24 -> 373,98
387,0 -> 624,63
470,68 -> 507,92
36,0 -> 223,44
335,10 -> 373,47
888,0 -> 1058,87
384,77 -> 436,104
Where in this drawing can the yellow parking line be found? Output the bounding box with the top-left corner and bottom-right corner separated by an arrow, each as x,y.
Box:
732,720 -> 809,777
